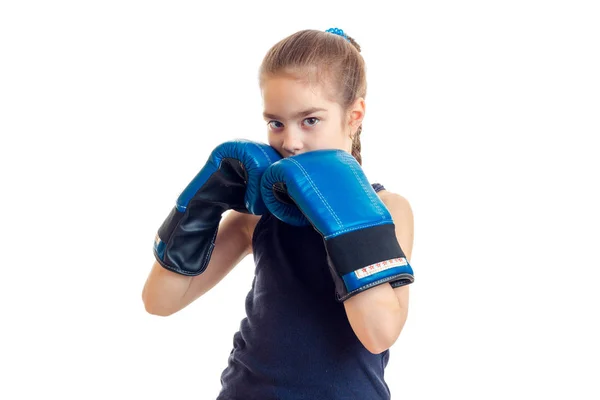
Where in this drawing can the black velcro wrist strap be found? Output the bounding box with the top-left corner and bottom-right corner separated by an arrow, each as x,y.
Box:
325,224 -> 405,276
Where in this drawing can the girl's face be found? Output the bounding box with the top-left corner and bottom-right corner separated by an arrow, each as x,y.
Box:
261,75 -> 364,157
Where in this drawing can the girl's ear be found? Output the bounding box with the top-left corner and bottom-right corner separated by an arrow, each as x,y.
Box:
347,97 -> 366,131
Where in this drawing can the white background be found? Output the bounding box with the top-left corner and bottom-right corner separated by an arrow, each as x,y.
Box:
1,1 -> 599,399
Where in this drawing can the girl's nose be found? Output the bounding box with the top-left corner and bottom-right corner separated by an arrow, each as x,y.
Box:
281,130 -> 304,156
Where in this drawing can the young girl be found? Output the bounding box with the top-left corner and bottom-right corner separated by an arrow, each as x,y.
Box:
143,28 -> 414,400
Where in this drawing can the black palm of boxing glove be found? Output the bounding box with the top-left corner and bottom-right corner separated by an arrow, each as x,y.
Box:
153,140 -> 281,276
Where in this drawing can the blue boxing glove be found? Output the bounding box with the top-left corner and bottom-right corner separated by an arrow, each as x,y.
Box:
154,140 -> 281,276
261,149 -> 414,301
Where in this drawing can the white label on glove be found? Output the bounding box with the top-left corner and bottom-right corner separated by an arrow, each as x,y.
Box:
355,257 -> 408,279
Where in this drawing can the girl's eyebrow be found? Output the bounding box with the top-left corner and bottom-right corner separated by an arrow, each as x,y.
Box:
263,107 -> 327,120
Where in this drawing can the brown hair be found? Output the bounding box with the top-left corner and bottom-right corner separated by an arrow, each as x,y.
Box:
259,29 -> 367,165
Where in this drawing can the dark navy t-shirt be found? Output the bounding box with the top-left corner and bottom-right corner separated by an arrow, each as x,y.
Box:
217,183 -> 391,400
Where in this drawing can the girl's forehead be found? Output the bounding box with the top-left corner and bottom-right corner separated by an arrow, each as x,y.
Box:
262,76 -> 337,105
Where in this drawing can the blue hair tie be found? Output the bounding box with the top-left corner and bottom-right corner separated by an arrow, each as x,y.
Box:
325,27 -> 349,42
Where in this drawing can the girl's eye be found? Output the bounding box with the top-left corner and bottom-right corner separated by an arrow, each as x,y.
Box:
268,121 -> 284,130
303,117 -> 319,127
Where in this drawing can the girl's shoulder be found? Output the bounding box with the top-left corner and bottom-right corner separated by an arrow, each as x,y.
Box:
376,188 -> 415,261
376,188 -> 413,217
